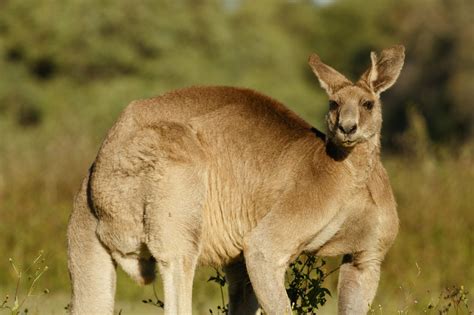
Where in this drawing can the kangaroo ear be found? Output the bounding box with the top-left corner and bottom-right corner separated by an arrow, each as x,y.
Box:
359,45 -> 405,95
309,53 -> 351,95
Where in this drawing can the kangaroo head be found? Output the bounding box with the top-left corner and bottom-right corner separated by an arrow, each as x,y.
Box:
309,45 -> 405,148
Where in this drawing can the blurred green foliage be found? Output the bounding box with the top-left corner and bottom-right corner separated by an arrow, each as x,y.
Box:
0,0 -> 472,142
0,0 -> 473,312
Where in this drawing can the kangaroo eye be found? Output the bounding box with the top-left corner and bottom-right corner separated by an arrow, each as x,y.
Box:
362,100 -> 374,110
329,100 -> 339,111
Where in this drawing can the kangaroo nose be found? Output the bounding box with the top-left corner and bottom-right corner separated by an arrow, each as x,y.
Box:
338,123 -> 358,135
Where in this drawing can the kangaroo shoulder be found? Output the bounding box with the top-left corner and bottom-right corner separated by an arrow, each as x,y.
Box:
367,161 -> 396,210
367,161 -> 399,248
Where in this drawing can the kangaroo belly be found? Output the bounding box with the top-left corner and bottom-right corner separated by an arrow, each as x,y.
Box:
198,209 -> 244,267
196,166 -> 279,266
197,176 -> 249,267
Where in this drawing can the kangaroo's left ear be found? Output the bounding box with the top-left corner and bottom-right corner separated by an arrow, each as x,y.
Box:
309,53 -> 352,96
359,45 -> 405,95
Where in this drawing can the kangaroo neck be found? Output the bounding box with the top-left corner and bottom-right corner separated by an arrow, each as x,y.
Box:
324,135 -> 380,185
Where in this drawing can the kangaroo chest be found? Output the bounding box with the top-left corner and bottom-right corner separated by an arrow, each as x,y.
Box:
304,185 -> 374,257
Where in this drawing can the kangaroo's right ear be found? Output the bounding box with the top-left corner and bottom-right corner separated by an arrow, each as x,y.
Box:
309,53 -> 352,95
359,45 -> 405,95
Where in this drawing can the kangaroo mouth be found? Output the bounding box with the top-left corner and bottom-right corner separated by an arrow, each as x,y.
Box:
328,127 -> 361,148
333,134 -> 359,147
341,139 -> 358,147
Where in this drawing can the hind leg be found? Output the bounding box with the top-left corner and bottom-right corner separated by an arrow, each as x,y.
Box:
67,176 -> 116,315
149,215 -> 200,315
146,164 -> 205,315
154,255 -> 198,315
224,257 -> 260,315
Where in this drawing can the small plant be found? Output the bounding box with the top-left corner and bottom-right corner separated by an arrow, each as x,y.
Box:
0,251 -> 49,315
392,262 -> 473,315
207,269 -> 228,314
205,255 -> 333,314
141,281 -> 164,309
425,285 -> 472,314
206,254 -> 333,314
286,254 -> 333,314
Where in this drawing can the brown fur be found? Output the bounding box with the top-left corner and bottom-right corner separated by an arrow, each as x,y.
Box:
68,45 -> 405,314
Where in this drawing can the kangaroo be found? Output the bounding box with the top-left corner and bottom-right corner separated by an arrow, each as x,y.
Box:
67,45 -> 404,315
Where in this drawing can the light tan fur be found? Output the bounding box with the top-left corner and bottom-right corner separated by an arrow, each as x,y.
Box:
67,45 -> 405,315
